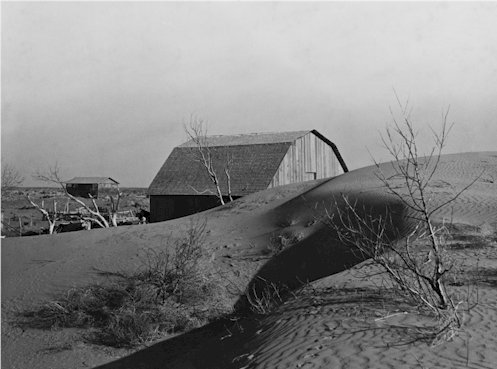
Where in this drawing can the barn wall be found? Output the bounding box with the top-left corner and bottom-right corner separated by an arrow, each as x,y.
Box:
150,195 -> 238,222
269,132 -> 344,188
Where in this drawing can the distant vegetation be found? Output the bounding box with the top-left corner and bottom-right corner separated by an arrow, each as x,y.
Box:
1,162 -> 24,195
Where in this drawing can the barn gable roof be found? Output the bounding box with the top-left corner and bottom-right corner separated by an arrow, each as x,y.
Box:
148,129 -> 347,197
65,177 -> 119,185
149,143 -> 291,196
179,130 -> 310,148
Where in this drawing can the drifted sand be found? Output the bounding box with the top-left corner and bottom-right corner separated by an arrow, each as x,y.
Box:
2,152 -> 497,369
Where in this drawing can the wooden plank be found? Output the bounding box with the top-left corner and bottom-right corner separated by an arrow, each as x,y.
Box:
290,141 -> 298,183
298,137 -> 303,181
316,138 -> 323,177
310,133 -> 316,172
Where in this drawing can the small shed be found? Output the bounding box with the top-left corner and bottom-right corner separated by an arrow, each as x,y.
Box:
148,129 -> 348,222
65,177 -> 119,198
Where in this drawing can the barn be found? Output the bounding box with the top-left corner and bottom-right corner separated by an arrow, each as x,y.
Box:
148,130 -> 348,222
65,177 -> 119,198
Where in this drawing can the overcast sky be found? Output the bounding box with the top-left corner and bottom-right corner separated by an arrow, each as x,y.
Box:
2,1 -> 497,187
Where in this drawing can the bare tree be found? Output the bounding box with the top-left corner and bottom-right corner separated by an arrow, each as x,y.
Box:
2,163 -> 24,194
374,99 -> 480,310
184,118 -> 233,205
327,99 -> 480,342
33,164 -> 110,228
1,163 -> 25,236
107,189 -> 122,227
26,197 -> 60,235
224,153 -> 234,202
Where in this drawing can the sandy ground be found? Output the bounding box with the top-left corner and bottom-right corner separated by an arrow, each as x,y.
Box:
2,152 -> 497,369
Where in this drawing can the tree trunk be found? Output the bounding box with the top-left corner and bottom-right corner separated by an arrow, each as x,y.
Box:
48,221 -> 56,235
110,213 -> 118,227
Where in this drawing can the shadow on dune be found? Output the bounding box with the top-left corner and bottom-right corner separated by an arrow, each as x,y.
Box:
234,188 -> 408,311
92,315 -> 259,369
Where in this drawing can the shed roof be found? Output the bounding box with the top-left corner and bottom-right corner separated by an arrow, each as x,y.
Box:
65,177 -> 119,185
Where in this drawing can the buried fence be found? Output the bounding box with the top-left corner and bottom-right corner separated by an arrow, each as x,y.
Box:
1,209 -> 147,237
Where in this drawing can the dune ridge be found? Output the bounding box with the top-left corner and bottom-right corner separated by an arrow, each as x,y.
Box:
2,152 -> 497,369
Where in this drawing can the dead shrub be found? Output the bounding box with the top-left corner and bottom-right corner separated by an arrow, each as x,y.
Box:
244,277 -> 284,315
17,217 -> 227,347
326,98 -> 481,344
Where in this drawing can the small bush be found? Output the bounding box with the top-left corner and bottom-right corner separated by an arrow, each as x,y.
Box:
19,284 -> 127,330
244,278 -> 284,315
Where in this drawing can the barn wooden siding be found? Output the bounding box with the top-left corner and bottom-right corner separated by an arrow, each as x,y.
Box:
269,132 -> 343,187
150,195 -> 220,222
150,195 -> 240,222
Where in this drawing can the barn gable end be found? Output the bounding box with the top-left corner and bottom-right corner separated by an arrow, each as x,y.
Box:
269,130 -> 347,187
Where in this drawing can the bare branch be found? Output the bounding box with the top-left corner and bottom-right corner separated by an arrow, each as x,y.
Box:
184,117 -> 234,206
188,185 -> 216,196
27,195 -> 58,234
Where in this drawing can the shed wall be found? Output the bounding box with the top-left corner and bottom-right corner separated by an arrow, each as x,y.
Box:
66,184 -> 99,198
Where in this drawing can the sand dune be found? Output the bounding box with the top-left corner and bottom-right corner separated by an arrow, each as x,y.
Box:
2,152 -> 497,369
